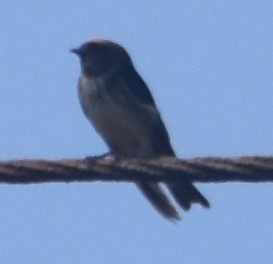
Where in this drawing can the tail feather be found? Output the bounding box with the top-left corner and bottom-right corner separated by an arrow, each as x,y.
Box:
168,183 -> 210,211
137,182 -> 180,221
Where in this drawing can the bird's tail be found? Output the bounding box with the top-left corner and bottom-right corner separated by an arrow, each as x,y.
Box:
136,182 -> 209,220
137,182 -> 180,220
167,183 -> 210,211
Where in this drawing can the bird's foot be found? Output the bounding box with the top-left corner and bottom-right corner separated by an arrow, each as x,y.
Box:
84,152 -> 116,161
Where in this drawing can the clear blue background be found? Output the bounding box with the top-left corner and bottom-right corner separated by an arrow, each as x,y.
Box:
1,1 -> 273,263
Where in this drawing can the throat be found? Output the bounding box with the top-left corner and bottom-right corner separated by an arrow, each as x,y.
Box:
83,64 -> 120,81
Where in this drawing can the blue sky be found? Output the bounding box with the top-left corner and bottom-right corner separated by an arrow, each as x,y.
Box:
1,1 -> 273,263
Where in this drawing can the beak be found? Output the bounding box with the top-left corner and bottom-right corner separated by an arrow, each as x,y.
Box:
70,48 -> 81,55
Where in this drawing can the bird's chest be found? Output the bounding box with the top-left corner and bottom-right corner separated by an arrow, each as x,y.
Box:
78,76 -> 151,155
78,76 -> 127,129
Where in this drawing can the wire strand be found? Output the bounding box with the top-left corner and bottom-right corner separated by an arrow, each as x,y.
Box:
0,156 -> 272,184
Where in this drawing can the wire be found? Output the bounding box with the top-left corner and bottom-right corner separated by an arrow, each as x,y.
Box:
0,156 -> 272,184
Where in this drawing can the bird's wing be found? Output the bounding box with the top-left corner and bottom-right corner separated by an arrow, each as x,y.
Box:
121,66 -> 157,107
112,66 -> 175,156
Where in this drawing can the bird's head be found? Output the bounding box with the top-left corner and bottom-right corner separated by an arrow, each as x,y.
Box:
71,39 -> 132,76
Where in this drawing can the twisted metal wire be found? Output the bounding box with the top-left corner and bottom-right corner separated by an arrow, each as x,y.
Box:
0,156 -> 272,184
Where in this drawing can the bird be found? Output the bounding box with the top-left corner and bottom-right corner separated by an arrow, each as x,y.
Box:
71,39 -> 210,220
